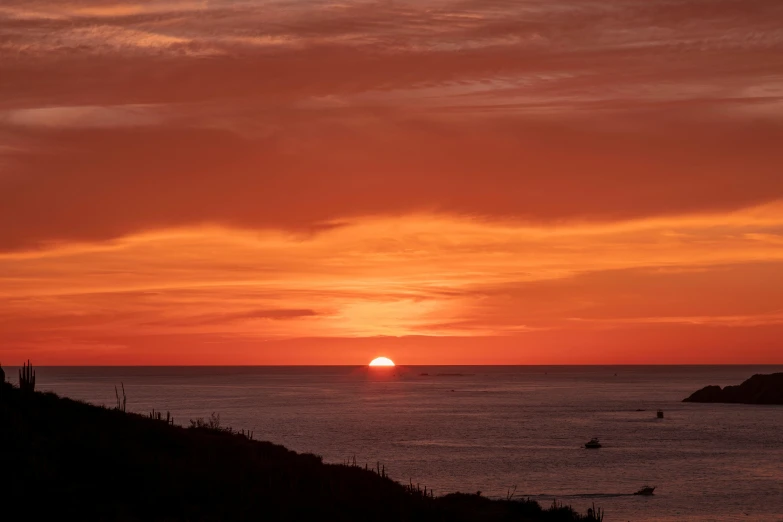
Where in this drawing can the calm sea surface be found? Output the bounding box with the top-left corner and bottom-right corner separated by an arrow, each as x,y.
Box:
26,365 -> 783,521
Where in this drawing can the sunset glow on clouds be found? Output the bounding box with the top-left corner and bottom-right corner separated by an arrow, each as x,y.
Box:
1,0 -> 782,364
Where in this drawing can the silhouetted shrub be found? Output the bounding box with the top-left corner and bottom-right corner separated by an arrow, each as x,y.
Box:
189,412 -> 224,430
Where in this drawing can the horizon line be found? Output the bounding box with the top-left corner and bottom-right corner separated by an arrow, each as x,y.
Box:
5,363 -> 783,368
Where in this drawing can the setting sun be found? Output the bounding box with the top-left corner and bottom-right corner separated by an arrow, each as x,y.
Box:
369,357 -> 395,367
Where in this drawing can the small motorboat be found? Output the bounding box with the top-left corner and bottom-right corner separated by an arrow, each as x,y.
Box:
584,437 -> 602,449
633,485 -> 656,496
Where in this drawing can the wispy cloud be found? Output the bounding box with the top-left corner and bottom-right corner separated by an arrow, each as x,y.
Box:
2,208 -> 783,360
1,105 -> 164,128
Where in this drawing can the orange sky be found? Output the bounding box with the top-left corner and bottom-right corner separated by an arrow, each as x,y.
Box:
1,0 -> 783,365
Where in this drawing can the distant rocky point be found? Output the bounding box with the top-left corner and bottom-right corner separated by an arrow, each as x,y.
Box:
683,373 -> 783,405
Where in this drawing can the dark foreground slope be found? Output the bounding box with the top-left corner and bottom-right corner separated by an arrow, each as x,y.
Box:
683,373 -> 783,405
1,383 -> 602,522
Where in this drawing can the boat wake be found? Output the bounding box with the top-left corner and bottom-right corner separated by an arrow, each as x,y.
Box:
518,493 -> 636,500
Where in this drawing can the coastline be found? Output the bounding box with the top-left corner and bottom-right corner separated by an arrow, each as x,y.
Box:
1,381 -> 604,521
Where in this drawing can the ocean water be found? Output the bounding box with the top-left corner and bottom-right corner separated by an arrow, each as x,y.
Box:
25,365 -> 783,521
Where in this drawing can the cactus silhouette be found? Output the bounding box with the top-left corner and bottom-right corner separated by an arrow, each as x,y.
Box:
115,383 -> 127,412
19,360 -> 35,392
0,362 -> 5,383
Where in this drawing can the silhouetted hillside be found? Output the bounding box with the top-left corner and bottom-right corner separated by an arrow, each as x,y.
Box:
683,373 -> 783,405
0,382 -> 603,521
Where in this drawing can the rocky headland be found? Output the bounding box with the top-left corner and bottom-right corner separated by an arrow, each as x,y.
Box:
683,373 -> 783,405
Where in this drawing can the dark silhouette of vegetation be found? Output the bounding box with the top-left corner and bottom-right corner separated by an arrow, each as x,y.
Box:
148,408 -> 175,425
189,412 -> 254,439
1,381 -> 604,521
19,359 -> 35,392
189,411 -> 224,430
115,382 -> 127,411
